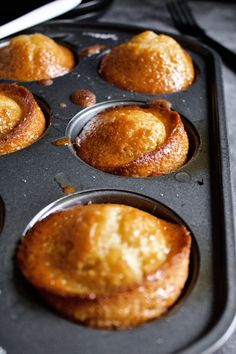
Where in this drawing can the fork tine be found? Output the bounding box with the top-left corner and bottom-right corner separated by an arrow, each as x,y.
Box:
167,0 -> 236,71
167,0 -> 204,36
177,0 -> 200,28
166,3 -> 177,26
166,2 -> 186,32
175,1 -> 191,26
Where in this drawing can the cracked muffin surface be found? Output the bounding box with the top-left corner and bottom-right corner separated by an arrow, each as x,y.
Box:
17,203 -> 191,328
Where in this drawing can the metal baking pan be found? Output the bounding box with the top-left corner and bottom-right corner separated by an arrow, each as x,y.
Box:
0,21 -> 235,354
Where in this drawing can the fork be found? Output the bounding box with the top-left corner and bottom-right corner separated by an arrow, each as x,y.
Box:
167,0 -> 236,72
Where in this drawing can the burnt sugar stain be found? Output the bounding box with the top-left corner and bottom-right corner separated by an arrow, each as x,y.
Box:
52,136 -> 71,147
78,44 -> 106,58
38,79 -> 53,86
62,185 -> 76,195
70,89 -> 96,108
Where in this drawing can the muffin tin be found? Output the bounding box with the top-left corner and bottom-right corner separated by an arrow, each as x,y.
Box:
0,21 -> 235,354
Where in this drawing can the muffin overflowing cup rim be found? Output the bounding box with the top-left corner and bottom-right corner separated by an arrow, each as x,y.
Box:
21,188 -> 199,320
65,99 -> 201,178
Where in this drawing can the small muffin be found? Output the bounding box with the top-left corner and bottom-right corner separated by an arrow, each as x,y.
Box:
100,31 -> 195,94
75,100 -> 189,177
0,33 -> 75,81
17,204 -> 191,328
0,84 -> 46,155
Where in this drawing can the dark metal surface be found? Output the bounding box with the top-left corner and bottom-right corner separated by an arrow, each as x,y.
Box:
0,196 -> 4,234
0,21 -> 235,354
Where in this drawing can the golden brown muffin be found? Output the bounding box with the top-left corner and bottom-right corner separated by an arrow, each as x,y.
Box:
0,84 -> 46,155
17,203 -> 191,329
0,33 -> 75,81
100,31 -> 195,94
75,100 -> 189,177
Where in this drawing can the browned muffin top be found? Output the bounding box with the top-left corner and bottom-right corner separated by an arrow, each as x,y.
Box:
0,33 -> 75,81
100,31 -> 195,94
75,101 -> 189,177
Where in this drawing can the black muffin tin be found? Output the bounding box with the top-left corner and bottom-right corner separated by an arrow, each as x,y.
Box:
0,21 -> 235,354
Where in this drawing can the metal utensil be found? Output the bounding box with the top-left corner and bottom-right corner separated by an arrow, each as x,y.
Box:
167,0 -> 236,72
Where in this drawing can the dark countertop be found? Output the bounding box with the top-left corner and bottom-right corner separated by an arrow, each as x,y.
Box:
101,1 -> 236,353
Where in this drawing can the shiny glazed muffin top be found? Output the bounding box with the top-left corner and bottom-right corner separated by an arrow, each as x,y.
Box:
100,31 -> 195,94
0,33 -> 75,81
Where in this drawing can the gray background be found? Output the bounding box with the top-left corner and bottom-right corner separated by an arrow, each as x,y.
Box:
101,1 -> 236,353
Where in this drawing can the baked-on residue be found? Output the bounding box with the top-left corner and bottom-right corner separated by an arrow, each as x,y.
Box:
100,31 -> 195,94
70,89 -> 96,107
17,203 -> 191,328
78,44 -> 106,57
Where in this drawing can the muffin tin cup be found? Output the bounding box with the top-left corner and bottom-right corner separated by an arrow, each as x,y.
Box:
22,188 -> 199,314
66,99 -> 201,175
0,21 -> 235,354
